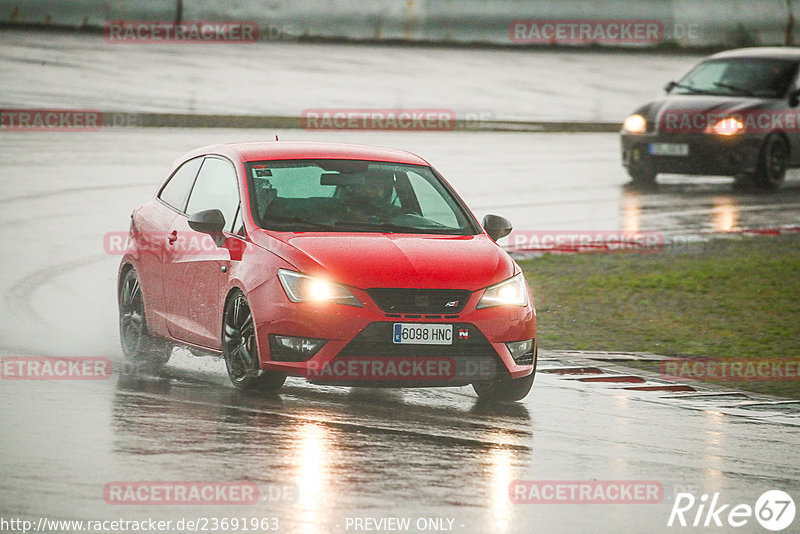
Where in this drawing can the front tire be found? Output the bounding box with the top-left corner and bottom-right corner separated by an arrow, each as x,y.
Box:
472,347 -> 537,402
752,134 -> 788,190
222,290 -> 286,392
628,168 -> 657,187
118,267 -> 171,370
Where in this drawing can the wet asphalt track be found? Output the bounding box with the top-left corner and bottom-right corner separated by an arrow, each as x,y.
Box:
2,30 -> 800,534
1,128 -> 799,533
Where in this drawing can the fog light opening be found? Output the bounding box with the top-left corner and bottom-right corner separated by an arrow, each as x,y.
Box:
506,339 -> 535,365
269,335 -> 327,362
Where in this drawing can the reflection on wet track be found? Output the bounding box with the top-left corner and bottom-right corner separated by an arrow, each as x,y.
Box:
1,129 -> 800,532
3,349 -> 798,533
107,354 -> 536,532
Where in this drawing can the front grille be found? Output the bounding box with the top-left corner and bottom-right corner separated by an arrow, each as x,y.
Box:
367,288 -> 471,314
321,322 -> 510,384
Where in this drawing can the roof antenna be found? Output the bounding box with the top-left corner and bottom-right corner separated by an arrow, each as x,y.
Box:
275,134 -> 279,141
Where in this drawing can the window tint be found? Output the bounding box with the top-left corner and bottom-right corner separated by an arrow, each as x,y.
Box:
245,159 -> 477,235
158,157 -> 203,211
186,157 -> 240,232
257,165 -> 336,199
406,171 -> 459,228
678,58 -> 798,97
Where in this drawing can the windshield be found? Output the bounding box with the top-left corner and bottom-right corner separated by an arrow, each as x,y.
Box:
245,159 -> 480,235
673,58 -> 798,98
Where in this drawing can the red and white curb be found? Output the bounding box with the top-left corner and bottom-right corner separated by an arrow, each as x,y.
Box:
538,350 -> 800,425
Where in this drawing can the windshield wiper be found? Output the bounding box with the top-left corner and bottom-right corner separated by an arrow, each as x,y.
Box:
671,83 -> 715,95
262,215 -> 336,230
713,82 -> 755,96
333,220 -> 451,234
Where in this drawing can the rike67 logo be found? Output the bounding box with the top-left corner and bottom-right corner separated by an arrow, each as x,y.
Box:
668,490 -> 795,531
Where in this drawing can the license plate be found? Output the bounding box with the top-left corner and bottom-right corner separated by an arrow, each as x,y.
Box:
392,323 -> 453,345
648,143 -> 689,156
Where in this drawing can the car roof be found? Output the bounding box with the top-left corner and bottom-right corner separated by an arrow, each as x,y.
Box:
709,47 -> 800,61
183,141 -> 431,166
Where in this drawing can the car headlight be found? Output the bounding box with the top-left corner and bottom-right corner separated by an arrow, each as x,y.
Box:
277,269 -> 362,307
477,272 -> 528,309
623,114 -> 647,134
705,117 -> 744,136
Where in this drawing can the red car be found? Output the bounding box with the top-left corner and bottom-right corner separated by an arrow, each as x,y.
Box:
117,141 -> 537,401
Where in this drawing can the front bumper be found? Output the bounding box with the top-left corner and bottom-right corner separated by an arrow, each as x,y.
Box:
621,132 -> 764,176
248,280 -> 536,386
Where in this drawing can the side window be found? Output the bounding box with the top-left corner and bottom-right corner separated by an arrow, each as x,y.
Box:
406,172 -> 459,228
186,157 -> 240,232
158,157 -> 203,211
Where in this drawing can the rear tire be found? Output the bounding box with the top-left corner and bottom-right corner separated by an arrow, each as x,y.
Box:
472,347 -> 537,402
752,134 -> 788,190
118,267 -> 172,370
222,290 -> 286,392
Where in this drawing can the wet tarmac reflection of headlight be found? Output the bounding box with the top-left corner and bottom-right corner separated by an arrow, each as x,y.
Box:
294,422 -> 331,533
488,445 -> 513,533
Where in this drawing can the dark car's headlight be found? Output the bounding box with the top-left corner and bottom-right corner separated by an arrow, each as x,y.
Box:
277,269 -> 362,307
477,273 -> 528,309
623,114 -> 647,134
705,117 -> 744,136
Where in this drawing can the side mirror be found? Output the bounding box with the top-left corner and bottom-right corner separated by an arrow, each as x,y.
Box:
482,214 -> 512,242
664,81 -> 677,93
789,89 -> 800,108
188,209 -> 226,246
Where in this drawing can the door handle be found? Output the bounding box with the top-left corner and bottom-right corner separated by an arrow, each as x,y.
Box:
168,230 -> 178,244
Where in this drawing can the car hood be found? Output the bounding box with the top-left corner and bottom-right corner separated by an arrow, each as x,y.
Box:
635,95 -> 773,133
252,231 -> 516,291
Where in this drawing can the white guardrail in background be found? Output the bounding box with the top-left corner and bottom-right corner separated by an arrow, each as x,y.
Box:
0,0 -> 797,48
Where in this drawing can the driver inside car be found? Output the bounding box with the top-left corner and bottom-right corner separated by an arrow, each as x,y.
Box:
335,170 -> 403,220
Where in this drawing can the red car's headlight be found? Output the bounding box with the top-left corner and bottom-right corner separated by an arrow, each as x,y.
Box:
277,269 -> 362,307
477,272 -> 528,309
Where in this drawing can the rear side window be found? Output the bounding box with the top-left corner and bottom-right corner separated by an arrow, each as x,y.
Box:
158,157 -> 203,211
186,157 -> 240,232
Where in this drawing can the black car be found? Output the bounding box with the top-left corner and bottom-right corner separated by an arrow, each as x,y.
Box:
621,47 -> 800,188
